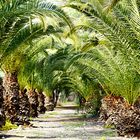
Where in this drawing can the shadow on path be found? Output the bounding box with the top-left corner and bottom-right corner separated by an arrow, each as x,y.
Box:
1,105 -> 137,140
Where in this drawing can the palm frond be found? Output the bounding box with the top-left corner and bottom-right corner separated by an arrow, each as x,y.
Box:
67,45 -> 140,104
0,1 -> 73,63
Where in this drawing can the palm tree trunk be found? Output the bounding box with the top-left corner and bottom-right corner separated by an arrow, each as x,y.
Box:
46,89 -> 60,111
54,90 -> 60,108
0,78 -> 6,127
77,95 -> 86,113
100,95 -> 140,137
19,88 -> 30,125
3,71 -> 20,124
37,91 -> 46,114
46,95 -> 55,111
28,89 -> 39,117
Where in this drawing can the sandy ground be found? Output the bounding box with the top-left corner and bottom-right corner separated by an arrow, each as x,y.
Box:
0,106 -> 138,140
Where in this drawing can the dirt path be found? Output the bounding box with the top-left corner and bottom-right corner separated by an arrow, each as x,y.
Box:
0,106 -> 138,140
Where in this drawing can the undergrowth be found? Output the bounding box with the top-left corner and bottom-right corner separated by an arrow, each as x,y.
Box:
0,120 -> 18,131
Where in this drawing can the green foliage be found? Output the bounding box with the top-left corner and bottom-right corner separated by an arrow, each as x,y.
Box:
0,120 -> 18,131
68,46 -> 140,105
85,96 -> 102,115
104,124 -> 115,129
0,0 -> 73,67
1,0 -> 140,109
67,0 -> 140,105
100,137 -> 106,140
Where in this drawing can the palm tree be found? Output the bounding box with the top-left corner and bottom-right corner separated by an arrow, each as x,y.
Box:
67,0 -> 140,137
27,88 -> 39,117
16,29 -> 72,113
18,64 -> 39,118
34,47 -> 72,111
0,0 -> 73,124
17,10 -> 103,116
58,63 -> 104,114
0,77 -> 6,127
37,89 -> 46,114
19,88 -> 30,125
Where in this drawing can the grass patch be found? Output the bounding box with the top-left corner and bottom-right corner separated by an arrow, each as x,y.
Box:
0,120 -> 18,131
42,115 -> 50,119
48,112 -> 58,115
42,112 -> 59,118
100,136 -> 107,140
103,124 -> 115,129
61,121 -> 85,127
102,130 -> 116,137
102,124 -> 116,137
29,117 -> 33,121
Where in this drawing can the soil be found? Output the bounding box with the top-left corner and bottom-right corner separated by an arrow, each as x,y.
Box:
0,105 -> 138,140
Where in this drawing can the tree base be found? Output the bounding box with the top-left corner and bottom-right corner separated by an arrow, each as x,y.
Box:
38,106 -> 46,114
46,103 -> 54,111
100,95 -> 140,138
0,109 -> 6,127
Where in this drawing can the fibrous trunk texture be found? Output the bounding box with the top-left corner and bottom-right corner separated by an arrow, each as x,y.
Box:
3,72 -> 23,124
100,95 -> 140,138
19,89 -> 30,125
28,89 -> 39,117
53,90 -> 60,108
37,92 -> 46,114
77,95 -> 86,113
46,95 -> 55,111
85,94 -> 101,115
0,78 -> 6,127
